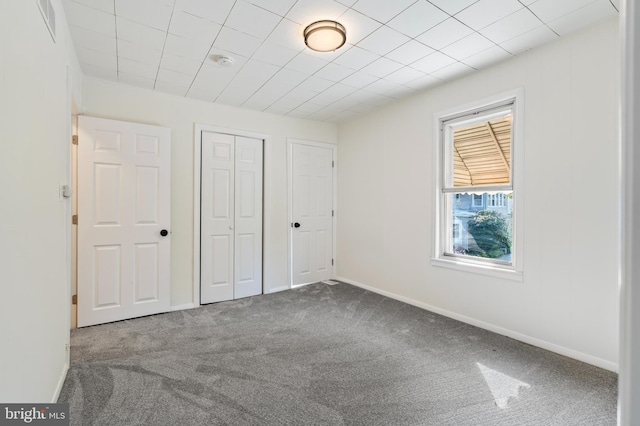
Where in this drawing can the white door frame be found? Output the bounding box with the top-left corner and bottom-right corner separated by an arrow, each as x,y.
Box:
287,139 -> 337,289
193,124 -> 269,305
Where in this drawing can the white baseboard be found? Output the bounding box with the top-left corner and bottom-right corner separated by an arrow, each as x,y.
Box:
337,276 -> 618,373
52,362 -> 68,402
170,303 -> 198,312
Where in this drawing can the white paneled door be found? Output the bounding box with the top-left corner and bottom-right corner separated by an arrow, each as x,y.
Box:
77,116 -> 171,327
200,132 -> 263,304
291,142 -> 334,286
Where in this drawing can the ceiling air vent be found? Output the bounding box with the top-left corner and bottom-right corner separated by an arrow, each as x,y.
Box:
38,0 -> 56,42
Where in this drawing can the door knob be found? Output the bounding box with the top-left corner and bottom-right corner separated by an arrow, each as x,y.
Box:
294,222 -> 301,228
160,229 -> 168,237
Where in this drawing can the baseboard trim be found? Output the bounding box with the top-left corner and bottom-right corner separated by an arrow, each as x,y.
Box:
52,362 -> 68,402
337,276 -> 618,373
170,303 -> 198,312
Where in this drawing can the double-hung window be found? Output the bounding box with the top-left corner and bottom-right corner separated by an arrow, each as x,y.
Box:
434,92 -> 523,278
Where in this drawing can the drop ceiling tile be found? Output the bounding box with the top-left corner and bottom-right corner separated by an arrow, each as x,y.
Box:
336,0 -> 358,6
360,57 -> 404,78
160,54 -> 202,75
115,0 -> 173,31
157,67 -> 195,87
479,8 -> 543,44
299,75 -> 335,92
384,66 -> 426,84
164,34 -> 212,61
175,0 -> 235,24
237,59 -> 280,85
387,1 -> 448,38
461,45 -> 511,69
610,0 -> 620,10
351,0 -> 416,24
68,25 -> 116,55
168,11 -> 222,41
80,63 -> 118,81
188,62 -> 237,98
364,78 -> 403,94
499,25 -> 558,54
286,86 -> 319,102
440,32 -> 495,60
386,40 -> 434,65
269,68 -> 310,88
289,101 -> 325,115
546,1 -> 618,36
285,0 -> 348,25
217,80 -> 260,107
430,61 -> 474,80
455,0 -> 523,30
118,40 -> 163,63
267,97 -> 304,113
246,0 -> 297,16
116,18 -> 166,51
340,71 -> 379,88
118,72 -> 156,89
63,1 -> 115,36
253,42 -> 301,67
385,84 -> 417,99
528,0 -> 598,23
154,80 -> 190,97
118,56 -> 160,79
311,83 -> 357,105
411,51 -> 457,73
265,19 -> 306,51
358,26 -> 411,56
212,26 -> 263,58
206,48 -> 249,70
315,63 -> 356,82
65,0 -> 114,14
333,46 -> 379,70
404,73 -> 441,90
339,8 -> 383,44
225,1 -> 282,39
285,53 -> 329,74
416,18 -> 474,50
519,0 -> 536,4
76,47 -> 117,69
427,0 -> 478,15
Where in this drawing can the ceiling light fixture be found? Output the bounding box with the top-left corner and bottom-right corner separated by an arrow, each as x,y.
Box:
304,20 -> 346,52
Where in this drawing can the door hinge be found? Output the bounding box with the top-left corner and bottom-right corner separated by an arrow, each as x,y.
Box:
72,214 -> 78,225
72,135 -> 78,145
332,160 -> 334,168
72,294 -> 77,305
332,258 -> 334,266
332,210 -> 334,217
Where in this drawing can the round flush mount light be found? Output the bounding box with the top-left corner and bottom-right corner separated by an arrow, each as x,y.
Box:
212,55 -> 234,68
304,20 -> 346,52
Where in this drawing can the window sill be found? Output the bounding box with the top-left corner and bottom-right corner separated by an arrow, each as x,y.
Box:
431,257 -> 523,281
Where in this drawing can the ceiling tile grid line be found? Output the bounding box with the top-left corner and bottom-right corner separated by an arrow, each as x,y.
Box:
62,0 -> 619,122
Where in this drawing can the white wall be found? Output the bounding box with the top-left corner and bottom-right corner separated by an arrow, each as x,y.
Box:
0,1 -> 82,401
337,19 -> 619,370
81,79 -> 337,306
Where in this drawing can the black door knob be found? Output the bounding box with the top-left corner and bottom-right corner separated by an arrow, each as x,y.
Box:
160,229 -> 168,236
294,222 -> 301,228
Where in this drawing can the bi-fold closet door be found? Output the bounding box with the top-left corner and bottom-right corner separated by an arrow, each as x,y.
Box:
200,131 -> 263,304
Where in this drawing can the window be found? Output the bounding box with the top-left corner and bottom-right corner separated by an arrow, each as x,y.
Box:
434,93 -> 522,277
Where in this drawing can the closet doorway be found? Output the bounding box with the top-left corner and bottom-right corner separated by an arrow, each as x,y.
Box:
196,128 -> 264,304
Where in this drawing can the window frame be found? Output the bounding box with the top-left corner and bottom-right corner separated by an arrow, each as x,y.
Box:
432,89 -> 524,281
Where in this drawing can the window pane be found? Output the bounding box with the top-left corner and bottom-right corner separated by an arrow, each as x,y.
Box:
449,192 -> 513,262
452,115 -> 512,187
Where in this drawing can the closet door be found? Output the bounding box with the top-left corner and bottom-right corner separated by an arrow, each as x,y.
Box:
234,136 -> 263,299
200,132 -> 263,304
